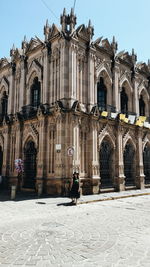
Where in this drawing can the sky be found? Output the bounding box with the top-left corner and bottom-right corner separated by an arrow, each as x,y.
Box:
0,0 -> 150,63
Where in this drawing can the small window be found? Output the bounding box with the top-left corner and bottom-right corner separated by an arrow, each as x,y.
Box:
97,77 -> 107,110
31,77 -> 41,108
0,91 -> 8,118
139,95 -> 145,116
121,87 -> 128,114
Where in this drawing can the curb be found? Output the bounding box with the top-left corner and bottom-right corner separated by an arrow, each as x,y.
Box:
79,192 -> 150,205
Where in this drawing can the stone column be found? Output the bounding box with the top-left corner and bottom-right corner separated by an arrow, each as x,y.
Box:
8,65 -> 15,115
68,43 -> 77,107
2,124 -> 11,186
115,124 -> 125,191
49,58 -> 53,104
112,62 -> 120,112
52,113 -> 66,195
36,115 -> 47,189
19,57 -> 26,110
87,48 -> 96,111
72,115 -> 80,173
135,129 -> 145,189
88,119 -> 100,194
11,121 -> 23,189
60,41 -> 65,100
42,48 -> 49,104
132,73 -> 139,115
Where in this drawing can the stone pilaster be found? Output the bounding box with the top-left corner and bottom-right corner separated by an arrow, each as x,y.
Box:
135,129 -> 145,189
88,119 -> 100,194
36,114 -> 47,189
8,65 -> 15,114
42,48 -> 49,104
115,124 -> 125,191
112,61 -> 120,111
87,48 -> 96,112
19,58 -> 26,110
2,124 -> 12,186
67,43 -> 78,107
132,73 -> 139,115
72,115 -> 80,173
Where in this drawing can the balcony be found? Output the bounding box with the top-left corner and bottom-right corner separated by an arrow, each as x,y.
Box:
98,104 -> 116,113
18,104 -> 51,120
20,105 -> 38,120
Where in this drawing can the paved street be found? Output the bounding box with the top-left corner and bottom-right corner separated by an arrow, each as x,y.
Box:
0,194 -> 150,267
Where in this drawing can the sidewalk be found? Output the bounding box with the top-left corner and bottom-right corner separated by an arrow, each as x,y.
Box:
1,188 -> 150,205
79,188 -> 150,204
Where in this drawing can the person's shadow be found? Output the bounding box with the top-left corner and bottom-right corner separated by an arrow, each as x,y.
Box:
57,202 -> 76,206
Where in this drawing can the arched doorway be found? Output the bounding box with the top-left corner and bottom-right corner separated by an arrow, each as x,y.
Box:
0,146 -> 3,175
123,143 -> 135,186
24,141 -> 37,188
143,145 -> 150,184
99,140 -> 114,188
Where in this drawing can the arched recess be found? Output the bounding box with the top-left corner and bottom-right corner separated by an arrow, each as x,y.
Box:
30,77 -> 41,108
23,139 -> 37,189
0,86 -> 8,121
139,88 -> 149,116
26,71 -> 41,106
123,141 -> 136,186
0,145 -> 3,175
97,69 -> 112,110
143,143 -> 150,184
99,136 -> 115,188
120,79 -> 133,114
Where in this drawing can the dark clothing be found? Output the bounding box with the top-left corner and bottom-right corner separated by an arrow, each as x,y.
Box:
70,177 -> 80,199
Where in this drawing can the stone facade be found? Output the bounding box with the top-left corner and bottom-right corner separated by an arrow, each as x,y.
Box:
1,8 -> 150,195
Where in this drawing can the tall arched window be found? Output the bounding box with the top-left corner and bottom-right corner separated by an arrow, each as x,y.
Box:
24,141 -> 37,188
31,77 -> 41,108
0,91 -> 8,120
123,143 -> 135,186
121,87 -> 128,114
97,77 -> 107,110
100,140 -> 114,188
139,95 -> 145,116
0,146 -> 3,175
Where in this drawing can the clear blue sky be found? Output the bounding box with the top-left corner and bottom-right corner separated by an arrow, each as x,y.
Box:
0,0 -> 150,63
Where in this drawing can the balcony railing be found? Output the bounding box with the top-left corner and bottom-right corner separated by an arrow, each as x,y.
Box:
21,105 -> 38,120
98,104 -> 116,113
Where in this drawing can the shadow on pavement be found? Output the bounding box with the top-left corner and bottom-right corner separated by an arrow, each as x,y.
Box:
0,189 -> 70,203
57,202 -> 76,206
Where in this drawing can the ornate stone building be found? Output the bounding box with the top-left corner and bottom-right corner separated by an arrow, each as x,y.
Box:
1,8 -> 150,195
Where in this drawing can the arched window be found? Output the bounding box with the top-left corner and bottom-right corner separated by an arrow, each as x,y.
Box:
123,143 -> 135,186
24,141 -> 37,188
0,91 -> 8,118
97,77 -> 107,110
31,77 -> 41,108
99,140 -> 114,188
121,87 -> 128,114
143,144 -> 150,184
0,146 -> 3,175
139,95 -> 145,116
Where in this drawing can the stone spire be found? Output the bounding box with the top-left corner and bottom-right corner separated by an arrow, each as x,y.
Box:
60,8 -> 76,33
10,44 -> 15,59
44,19 -> 50,41
131,48 -> 137,64
87,19 -> 94,40
111,36 -> 118,54
22,35 -> 28,54
70,8 -> 76,32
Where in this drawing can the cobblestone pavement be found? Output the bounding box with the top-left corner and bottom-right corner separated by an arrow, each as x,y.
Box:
0,194 -> 150,267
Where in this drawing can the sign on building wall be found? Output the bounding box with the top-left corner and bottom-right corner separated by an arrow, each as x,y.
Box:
56,144 -> 61,153
67,147 -> 74,156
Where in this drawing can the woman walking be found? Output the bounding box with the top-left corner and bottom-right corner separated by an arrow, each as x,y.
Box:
70,172 -> 80,205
